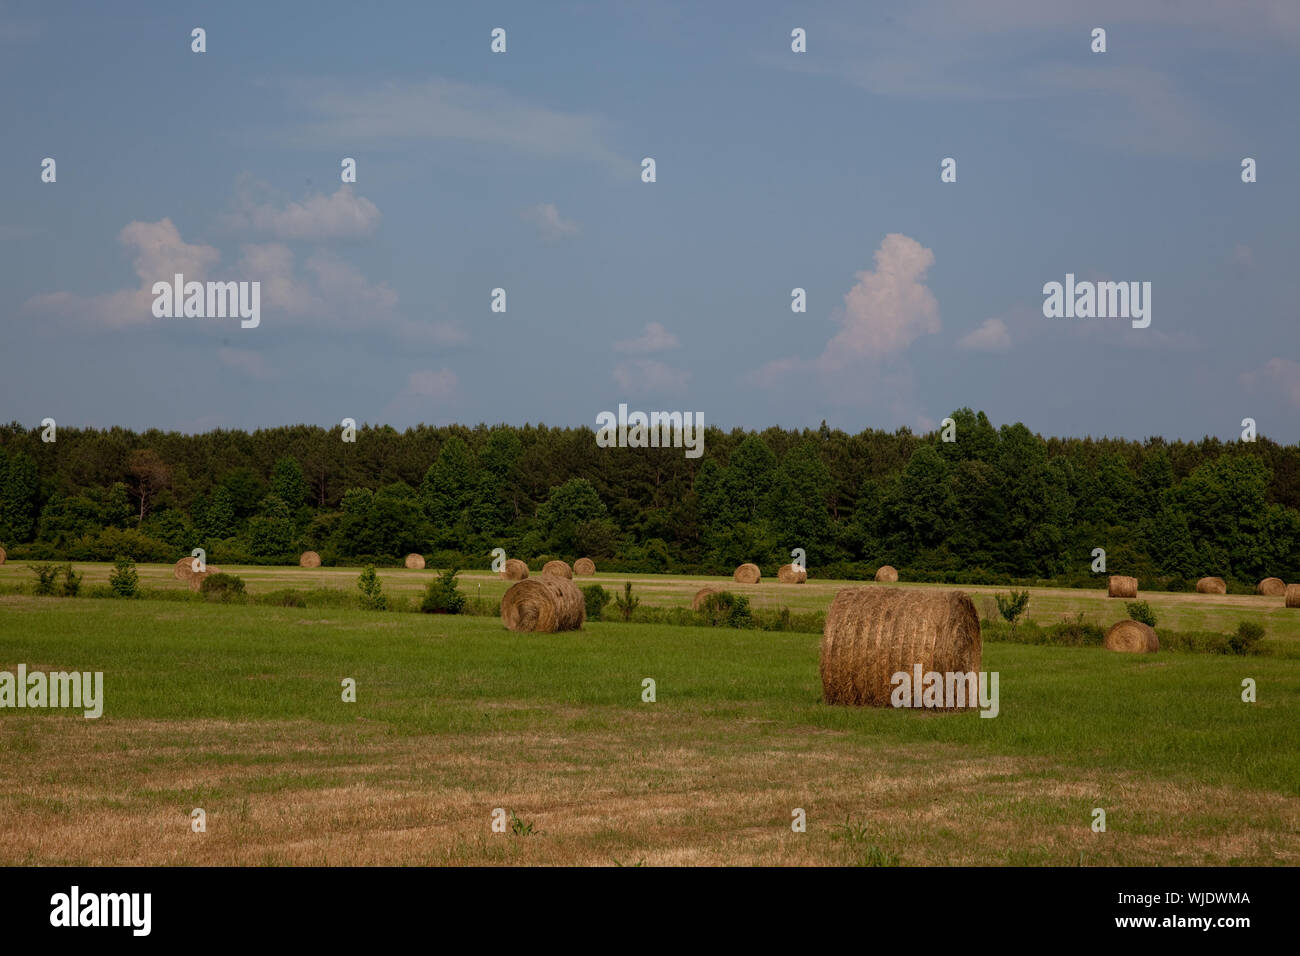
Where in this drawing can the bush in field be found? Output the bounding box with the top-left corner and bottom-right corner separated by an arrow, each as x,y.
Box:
59,564 -> 81,597
27,563 -> 62,596
1229,621 -> 1265,656
995,590 -> 1030,625
582,584 -> 613,621
200,573 -> 247,603
357,565 -> 387,611
613,581 -> 640,622
1126,601 -> 1157,627
420,568 -> 466,614
699,590 -> 753,629
109,555 -> 139,598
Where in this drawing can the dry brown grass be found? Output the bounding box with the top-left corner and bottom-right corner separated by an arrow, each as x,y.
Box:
820,587 -> 981,708
1104,620 -> 1159,653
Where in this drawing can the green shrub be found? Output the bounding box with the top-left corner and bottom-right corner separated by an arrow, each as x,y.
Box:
699,591 -> 753,629
1229,621 -> 1265,656
995,590 -> 1030,625
27,563 -> 62,596
200,572 -> 247,603
109,555 -> 139,598
582,584 -> 613,621
613,581 -> 639,622
357,566 -> 387,611
420,568 -> 466,614
1126,601 -> 1157,627
59,564 -> 82,597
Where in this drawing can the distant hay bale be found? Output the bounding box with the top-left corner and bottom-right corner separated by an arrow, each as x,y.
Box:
692,586 -> 723,610
1107,575 -> 1138,598
778,563 -> 806,583
1104,619 -> 1158,653
820,587 -> 981,707
1287,585 -> 1300,609
299,551 -> 321,568
1196,576 -> 1226,594
1257,577 -> 1285,596
174,556 -> 200,581
501,558 -> 529,581
500,576 -> 585,633
733,563 -> 761,584
574,557 -> 596,576
0,545 -> 7,565
543,559 -> 573,579
874,565 -> 898,583
404,553 -> 426,570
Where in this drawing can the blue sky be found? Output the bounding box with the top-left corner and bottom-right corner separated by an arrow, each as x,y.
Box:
3,0 -> 1298,440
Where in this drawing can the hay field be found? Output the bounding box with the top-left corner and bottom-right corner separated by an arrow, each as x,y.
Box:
1,577 -> 1299,866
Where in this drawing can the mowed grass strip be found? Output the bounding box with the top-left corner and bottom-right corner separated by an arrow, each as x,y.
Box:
1,597 -> 1298,865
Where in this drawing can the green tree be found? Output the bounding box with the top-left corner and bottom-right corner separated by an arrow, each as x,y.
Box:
270,456 -> 307,510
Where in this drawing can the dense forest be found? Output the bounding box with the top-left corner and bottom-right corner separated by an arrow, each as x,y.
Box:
2,409 -> 1299,587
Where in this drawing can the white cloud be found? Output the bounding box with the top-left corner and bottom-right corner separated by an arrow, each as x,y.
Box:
521,203 -> 579,241
614,321 -> 680,353
24,218 -> 219,327
825,233 -> 940,366
612,359 -> 689,396
1242,359 -> 1300,407
219,186 -> 380,240
958,317 -> 1011,351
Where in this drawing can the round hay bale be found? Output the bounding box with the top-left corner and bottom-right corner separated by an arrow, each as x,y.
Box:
778,563 -> 807,584
186,566 -> 222,592
1107,575 -> 1138,598
501,558 -> 529,581
1104,619 -> 1158,653
573,557 -> 596,576
299,551 -> 321,568
692,586 -> 723,610
1287,584 -> 1300,609
733,563 -> 761,584
1257,577 -> 1285,596
173,556 -> 200,581
0,545 -> 6,565
543,559 -> 573,579
820,587 -> 981,707
874,565 -> 898,583
404,553 -> 426,570
500,576 -> 585,633
1195,576 -> 1226,595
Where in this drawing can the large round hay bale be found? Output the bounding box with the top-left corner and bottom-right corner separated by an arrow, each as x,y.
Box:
874,565 -> 898,583
573,557 -> 596,576
174,556 -> 200,581
733,563 -> 760,584
1196,576 -> 1226,594
1287,584 -> 1300,609
1107,575 -> 1138,598
543,559 -> 573,579
1257,577 -> 1285,596
404,553 -> 426,570
501,558 -> 529,581
500,576 -> 585,633
819,587 -> 981,708
1104,619 -> 1158,653
778,563 -> 807,584
692,586 -> 723,610
299,551 -> 321,568
0,546 -> 6,565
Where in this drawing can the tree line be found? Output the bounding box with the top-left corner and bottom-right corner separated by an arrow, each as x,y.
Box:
2,409 -> 1298,586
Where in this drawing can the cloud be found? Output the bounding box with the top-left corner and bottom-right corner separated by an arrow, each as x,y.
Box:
218,186 -> 380,240
958,317 -> 1011,351
612,359 -> 689,396
521,203 -> 579,241
24,218 -> 219,327
613,321 -> 679,353
1241,358 -> 1300,407
824,233 -> 940,366
284,78 -> 626,169
218,347 -> 274,381
406,368 -> 458,400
